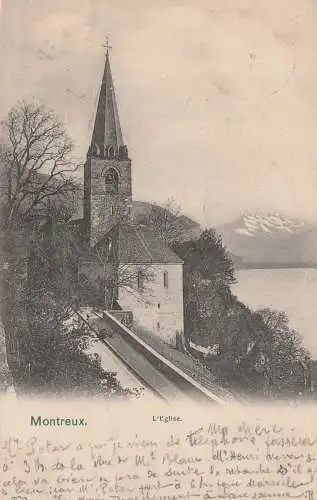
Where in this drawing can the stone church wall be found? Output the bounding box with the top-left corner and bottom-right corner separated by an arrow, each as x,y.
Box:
87,157 -> 132,245
118,263 -> 184,347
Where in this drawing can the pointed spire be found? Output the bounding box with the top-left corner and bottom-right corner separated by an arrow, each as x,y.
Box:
90,44 -> 126,156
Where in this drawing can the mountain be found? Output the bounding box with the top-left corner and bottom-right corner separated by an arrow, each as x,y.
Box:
217,213 -> 317,268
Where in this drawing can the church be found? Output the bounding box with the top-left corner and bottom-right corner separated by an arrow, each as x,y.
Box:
78,47 -> 184,348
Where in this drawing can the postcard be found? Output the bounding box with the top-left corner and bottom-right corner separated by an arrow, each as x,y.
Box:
1,1 -> 317,498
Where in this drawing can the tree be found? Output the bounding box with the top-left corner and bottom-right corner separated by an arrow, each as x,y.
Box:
28,220 -> 81,307
24,287 -> 140,399
33,221 -> 155,311
25,221 -> 143,399
0,101 -> 80,233
80,242 -> 155,309
174,229 -> 236,288
0,101 -> 80,389
251,308 -> 310,397
172,229 -> 236,345
138,198 -> 185,246
0,318 -> 13,391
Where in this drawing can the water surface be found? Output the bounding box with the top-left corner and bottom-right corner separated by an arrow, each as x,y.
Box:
232,268 -> 317,359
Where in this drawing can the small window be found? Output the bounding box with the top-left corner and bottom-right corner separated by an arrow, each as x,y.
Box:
163,271 -> 168,289
157,322 -> 160,331
110,206 -> 114,216
137,270 -> 143,290
157,303 -> 161,309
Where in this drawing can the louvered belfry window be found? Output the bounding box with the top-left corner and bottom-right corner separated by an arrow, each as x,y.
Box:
105,168 -> 118,193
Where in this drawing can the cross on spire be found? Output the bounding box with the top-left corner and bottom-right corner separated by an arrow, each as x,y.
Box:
91,35 -> 124,153
103,36 -> 112,54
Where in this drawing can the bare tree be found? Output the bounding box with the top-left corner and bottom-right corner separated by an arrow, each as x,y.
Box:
139,198 -> 185,246
92,245 -> 155,309
0,101 -> 80,233
117,263 -> 155,305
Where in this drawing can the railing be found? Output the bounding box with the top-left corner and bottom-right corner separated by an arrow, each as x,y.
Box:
104,311 -> 232,405
105,310 -> 133,328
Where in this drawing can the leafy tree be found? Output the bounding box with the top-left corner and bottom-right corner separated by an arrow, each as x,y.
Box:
174,229 -> 236,288
204,306 -> 311,398
250,308 -> 310,397
25,222 -> 143,399
172,229 -> 236,345
173,229 -> 310,398
0,319 -> 13,391
24,290 -> 139,399
28,220 -> 81,304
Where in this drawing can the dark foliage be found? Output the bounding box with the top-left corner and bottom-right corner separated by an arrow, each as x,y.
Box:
0,101 -> 140,398
23,292 -> 135,399
172,228 -> 311,398
24,223 -> 140,398
173,229 -> 236,287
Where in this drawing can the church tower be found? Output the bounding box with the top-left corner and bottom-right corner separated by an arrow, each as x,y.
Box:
84,46 -> 132,245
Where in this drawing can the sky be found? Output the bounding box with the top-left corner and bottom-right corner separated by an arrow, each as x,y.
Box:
0,0 -> 317,226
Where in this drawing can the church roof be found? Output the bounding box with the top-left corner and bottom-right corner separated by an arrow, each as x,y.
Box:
91,50 -> 124,151
96,224 -> 183,264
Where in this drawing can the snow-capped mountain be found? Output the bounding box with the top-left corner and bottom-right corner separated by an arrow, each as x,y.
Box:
217,213 -> 317,268
234,213 -> 305,237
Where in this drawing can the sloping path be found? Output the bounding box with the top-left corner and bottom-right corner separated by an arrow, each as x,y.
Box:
78,309 -> 192,403
86,311 -> 235,404
131,324 -> 243,403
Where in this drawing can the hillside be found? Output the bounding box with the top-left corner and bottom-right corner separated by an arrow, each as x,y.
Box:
131,200 -> 202,242
133,207 -> 317,269
73,198 -> 202,243
217,213 -> 317,268
74,195 -> 317,268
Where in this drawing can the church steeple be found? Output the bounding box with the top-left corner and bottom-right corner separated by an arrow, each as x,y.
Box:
90,45 -> 127,159
84,42 -> 132,245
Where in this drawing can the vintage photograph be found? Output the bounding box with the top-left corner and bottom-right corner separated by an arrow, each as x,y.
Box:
1,0 -> 317,405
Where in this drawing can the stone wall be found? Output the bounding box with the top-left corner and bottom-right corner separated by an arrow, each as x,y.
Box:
85,156 -> 132,245
118,263 -> 184,347
106,310 -> 133,328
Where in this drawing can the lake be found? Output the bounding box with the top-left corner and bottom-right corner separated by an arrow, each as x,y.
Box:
232,268 -> 317,359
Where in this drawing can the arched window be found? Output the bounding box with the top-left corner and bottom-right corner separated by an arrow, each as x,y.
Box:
108,146 -> 115,159
105,168 -> 118,193
163,271 -> 168,289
